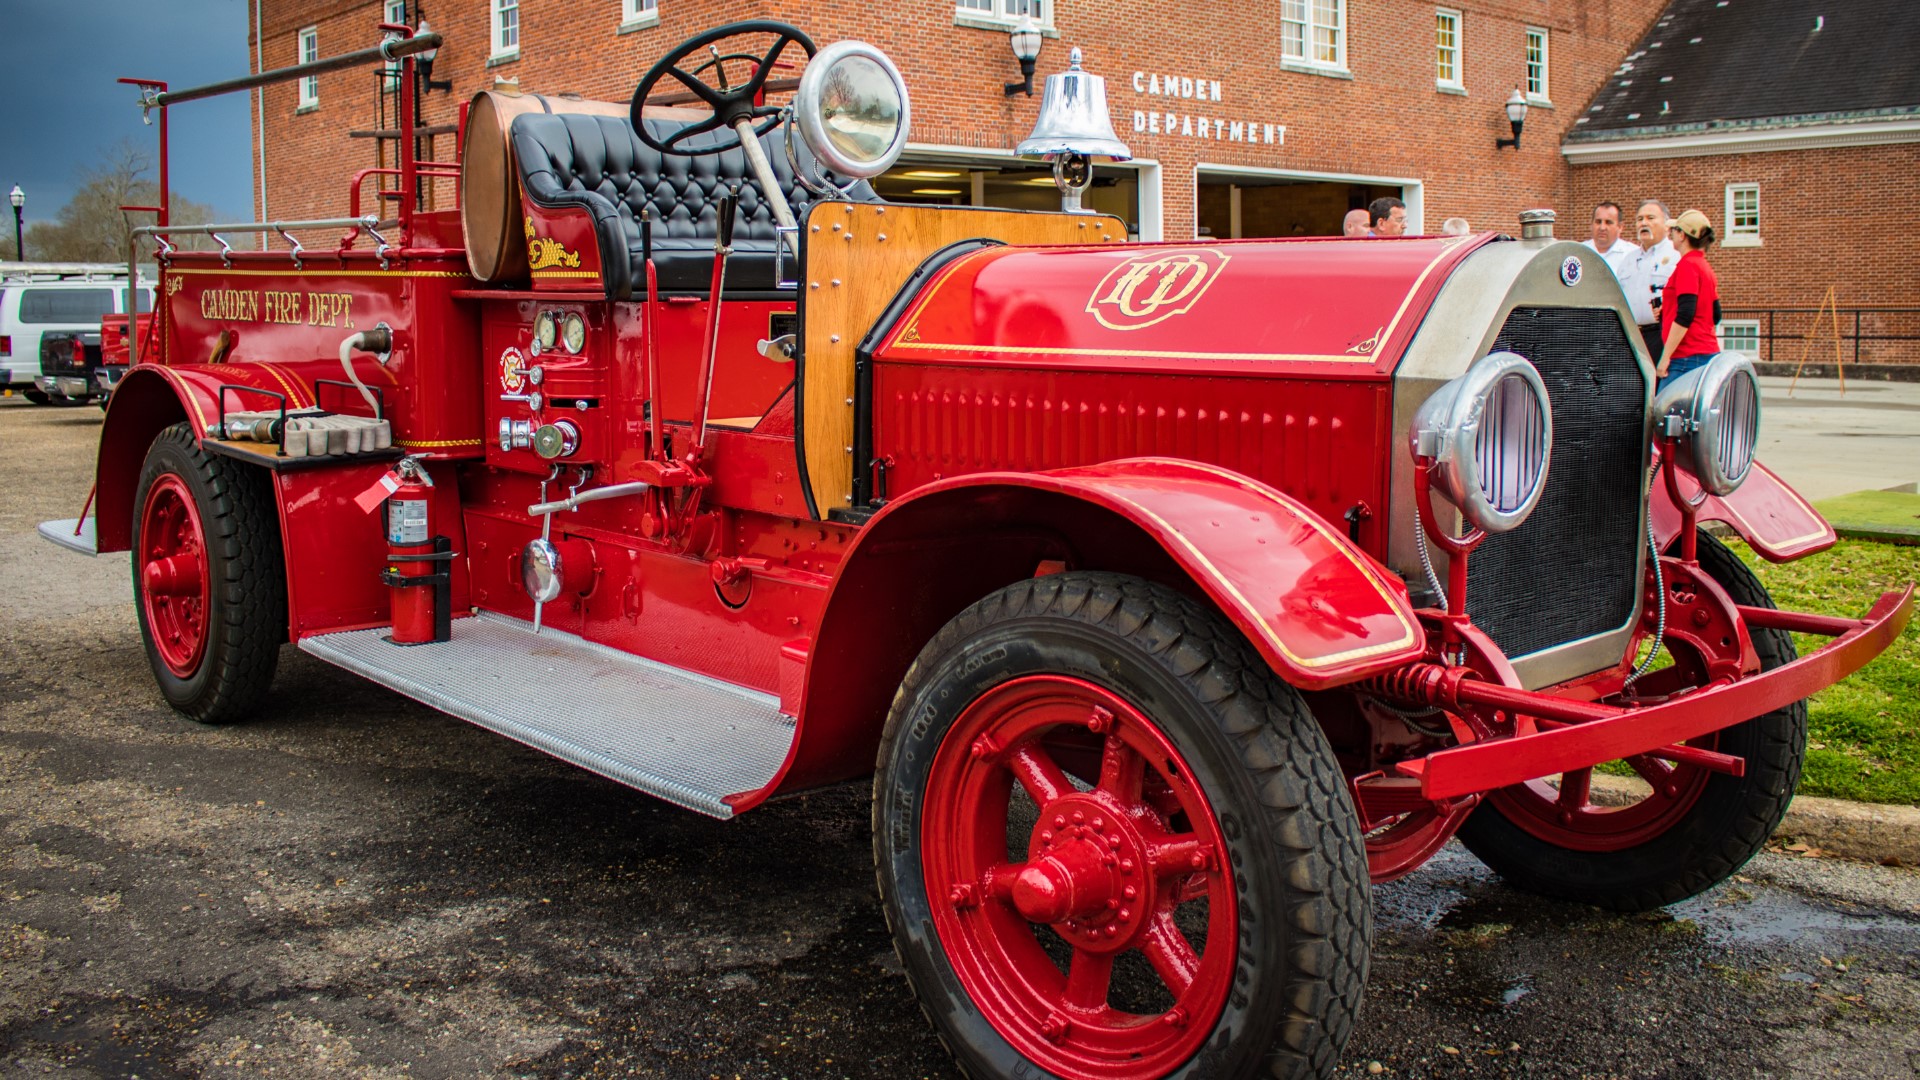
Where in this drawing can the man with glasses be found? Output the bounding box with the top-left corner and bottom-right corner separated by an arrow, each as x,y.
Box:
1616,199 -> 1679,361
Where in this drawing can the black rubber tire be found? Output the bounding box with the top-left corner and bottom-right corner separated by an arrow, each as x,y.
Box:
1457,530 -> 1807,912
873,572 -> 1371,1080
131,423 -> 287,724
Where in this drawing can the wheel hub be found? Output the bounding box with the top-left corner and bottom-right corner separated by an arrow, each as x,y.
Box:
1019,793 -> 1149,951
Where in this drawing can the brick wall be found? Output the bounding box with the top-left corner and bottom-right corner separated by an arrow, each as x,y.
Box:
1568,144 -> 1920,365
251,0 -> 1665,241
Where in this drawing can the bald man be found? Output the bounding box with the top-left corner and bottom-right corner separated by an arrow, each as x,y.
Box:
1342,209 -> 1370,237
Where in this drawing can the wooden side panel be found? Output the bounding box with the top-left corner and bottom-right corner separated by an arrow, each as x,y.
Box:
799,202 -> 1122,517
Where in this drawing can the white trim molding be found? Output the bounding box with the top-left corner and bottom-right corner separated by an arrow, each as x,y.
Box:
1563,117 -> 1920,164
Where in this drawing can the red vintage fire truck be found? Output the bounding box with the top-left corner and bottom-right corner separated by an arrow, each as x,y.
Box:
39,21 -> 1911,1080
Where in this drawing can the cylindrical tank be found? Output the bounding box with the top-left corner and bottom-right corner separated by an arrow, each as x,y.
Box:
460,90 -> 630,284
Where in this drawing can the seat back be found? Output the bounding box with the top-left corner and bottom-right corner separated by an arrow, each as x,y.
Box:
511,113 -> 877,296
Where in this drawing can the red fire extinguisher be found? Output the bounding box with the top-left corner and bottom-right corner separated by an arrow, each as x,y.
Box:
380,457 -> 452,645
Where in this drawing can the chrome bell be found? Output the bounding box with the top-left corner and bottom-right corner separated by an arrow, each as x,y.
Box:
1016,47 -> 1132,213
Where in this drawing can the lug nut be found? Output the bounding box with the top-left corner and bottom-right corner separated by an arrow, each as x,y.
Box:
1041,1014 -> 1071,1042
950,884 -> 978,909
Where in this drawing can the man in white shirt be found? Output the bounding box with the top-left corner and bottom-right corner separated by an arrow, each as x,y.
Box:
1615,199 -> 1680,361
1582,202 -> 1636,277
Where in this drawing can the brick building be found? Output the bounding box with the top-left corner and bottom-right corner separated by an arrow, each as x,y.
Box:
245,0 -> 1917,362
1563,0 -> 1920,367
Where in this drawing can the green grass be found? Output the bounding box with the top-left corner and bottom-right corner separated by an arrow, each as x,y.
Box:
1733,537 -> 1920,806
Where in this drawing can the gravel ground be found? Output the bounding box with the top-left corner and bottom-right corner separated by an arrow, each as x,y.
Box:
4,396 -> 1919,1079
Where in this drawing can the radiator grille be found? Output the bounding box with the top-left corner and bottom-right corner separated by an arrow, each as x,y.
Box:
1466,308 -> 1647,661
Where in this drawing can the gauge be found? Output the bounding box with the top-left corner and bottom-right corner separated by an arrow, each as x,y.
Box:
533,311 -> 557,352
561,313 -> 587,354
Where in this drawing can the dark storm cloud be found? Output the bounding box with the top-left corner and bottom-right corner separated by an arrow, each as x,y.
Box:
1,0 -> 253,226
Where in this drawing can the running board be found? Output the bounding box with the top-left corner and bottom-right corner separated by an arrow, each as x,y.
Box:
299,612 -> 794,818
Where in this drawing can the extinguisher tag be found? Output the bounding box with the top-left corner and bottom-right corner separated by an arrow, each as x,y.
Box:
354,470 -> 403,515
388,499 -> 430,545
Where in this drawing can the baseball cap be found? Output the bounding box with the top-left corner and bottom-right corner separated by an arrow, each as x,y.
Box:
1672,209 -> 1712,238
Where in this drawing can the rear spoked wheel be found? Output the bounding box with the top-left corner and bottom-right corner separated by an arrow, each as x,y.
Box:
875,572 -> 1370,1079
1457,531 -> 1806,911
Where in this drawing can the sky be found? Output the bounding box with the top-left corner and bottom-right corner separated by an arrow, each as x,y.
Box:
0,0 -> 255,229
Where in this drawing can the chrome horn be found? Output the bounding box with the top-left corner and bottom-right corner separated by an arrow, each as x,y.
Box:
1016,47 -> 1131,213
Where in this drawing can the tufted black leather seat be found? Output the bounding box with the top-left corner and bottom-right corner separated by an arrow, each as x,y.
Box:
511,113 -> 879,299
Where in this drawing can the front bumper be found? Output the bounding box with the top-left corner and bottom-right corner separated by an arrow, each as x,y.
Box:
1396,586 -> 1915,800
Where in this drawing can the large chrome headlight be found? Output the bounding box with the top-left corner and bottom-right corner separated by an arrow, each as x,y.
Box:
1411,351 -> 1553,534
1654,352 -> 1759,496
794,41 -> 911,179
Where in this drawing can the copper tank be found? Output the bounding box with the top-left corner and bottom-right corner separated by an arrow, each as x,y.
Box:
460,90 -> 631,284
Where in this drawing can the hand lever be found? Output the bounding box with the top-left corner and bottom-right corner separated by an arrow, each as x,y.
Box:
715,186 -> 738,252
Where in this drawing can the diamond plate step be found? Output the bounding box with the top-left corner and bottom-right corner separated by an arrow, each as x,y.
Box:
299,613 -> 793,818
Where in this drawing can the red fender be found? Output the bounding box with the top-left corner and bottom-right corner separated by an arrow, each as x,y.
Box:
94,365 -> 312,552
1651,453 -> 1836,563
749,457 -> 1424,805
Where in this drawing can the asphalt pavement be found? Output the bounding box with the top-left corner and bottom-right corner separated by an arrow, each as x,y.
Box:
1753,375 -> 1920,501
3,393 -> 1918,1079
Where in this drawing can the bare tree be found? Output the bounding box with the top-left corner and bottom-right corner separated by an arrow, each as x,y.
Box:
22,140 -> 219,263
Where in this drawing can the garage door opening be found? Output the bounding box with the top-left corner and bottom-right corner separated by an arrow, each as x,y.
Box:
871,158 -> 1144,239
1196,170 -> 1413,239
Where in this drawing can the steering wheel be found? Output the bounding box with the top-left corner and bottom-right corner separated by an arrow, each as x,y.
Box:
630,21 -> 817,157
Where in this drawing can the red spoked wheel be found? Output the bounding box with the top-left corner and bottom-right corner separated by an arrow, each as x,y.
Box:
877,573 -> 1371,1080
1457,531 -> 1808,912
131,423 -> 286,725
922,676 -> 1234,1078
137,473 -> 212,678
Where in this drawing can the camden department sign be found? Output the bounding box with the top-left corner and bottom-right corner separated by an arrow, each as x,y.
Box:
1129,71 -> 1287,146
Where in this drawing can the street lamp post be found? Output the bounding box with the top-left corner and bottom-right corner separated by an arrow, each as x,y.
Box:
8,186 -> 22,261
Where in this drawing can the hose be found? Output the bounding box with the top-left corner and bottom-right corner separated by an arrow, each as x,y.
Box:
1624,464 -> 1667,687
337,325 -> 391,417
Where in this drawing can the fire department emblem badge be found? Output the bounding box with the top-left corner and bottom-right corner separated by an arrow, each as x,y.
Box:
500,346 -> 527,393
1560,255 -> 1583,287
1086,249 -> 1231,331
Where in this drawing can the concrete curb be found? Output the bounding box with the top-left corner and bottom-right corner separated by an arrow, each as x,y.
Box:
1591,775 -> 1920,866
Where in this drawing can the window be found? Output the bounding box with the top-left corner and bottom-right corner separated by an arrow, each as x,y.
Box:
492,0 -> 519,59
1720,319 -> 1761,358
955,0 -> 1048,29
1725,183 -> 1761,246
297,27 -> 319,108
622,0 -> 658,27
1282,0 -> 1345,71
1524,27 -> 1549,102
19,289 -> 116,325
1435,9 -> 1463,90
384,1 -> 408,72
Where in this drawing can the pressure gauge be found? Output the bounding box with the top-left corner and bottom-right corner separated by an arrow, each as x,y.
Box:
533,311 -> 557,352
561,313 -> 587,354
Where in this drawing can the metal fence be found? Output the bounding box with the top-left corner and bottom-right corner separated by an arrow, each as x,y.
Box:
1720,307 -> 1920,367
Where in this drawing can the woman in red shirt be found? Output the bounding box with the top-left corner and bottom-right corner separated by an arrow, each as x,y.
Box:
1656,208 -> 1722,388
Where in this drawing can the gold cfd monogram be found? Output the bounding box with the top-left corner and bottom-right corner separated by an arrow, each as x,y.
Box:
1086,250 -> 1230,330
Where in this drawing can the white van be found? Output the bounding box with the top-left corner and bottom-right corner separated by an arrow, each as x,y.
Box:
0,264 -> 153,403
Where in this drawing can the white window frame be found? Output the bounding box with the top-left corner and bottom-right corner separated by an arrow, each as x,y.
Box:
1524,26 -> 1550,103
1435,8 -> 1463,91
1281,0 -> 1347,74
1724,183 -> 1762,247
492,0 -> 520,60
954,0 -> 1052,32
297,27 -> 319,109
1719,318 -> 1761,357
621,0 -> 660,30
383,1 -> 408,73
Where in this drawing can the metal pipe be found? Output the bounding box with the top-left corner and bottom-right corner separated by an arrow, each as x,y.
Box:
527,482 -> 651,518
151,34 -> 442,107
133,216 -> 381,239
